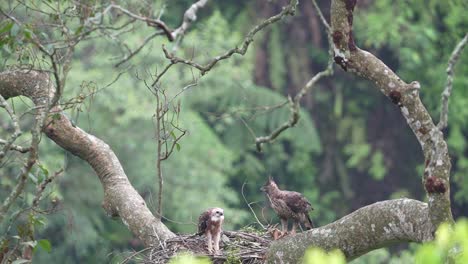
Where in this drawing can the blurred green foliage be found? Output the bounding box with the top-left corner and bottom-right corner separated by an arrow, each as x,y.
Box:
303,248 -> 346,264
304,219 -> 468,264
169,253 -> 210,264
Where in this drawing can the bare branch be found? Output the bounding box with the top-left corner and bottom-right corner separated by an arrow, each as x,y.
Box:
31,169 -> 64,209
88,4 -> 174,41
155,90 -> 163,218
437,33 -> 468,130
311,0 -> 330,33
115,30 -> 165,67
0,91 -> 46,222
255,62 -> 333,152
0,139 -> 30,154
242,182 -> 266,230
0,95 -> 22,162
171,0 -> 209,41
254,0 -> 334,151
160,129 -> 186,161
162,0 -> 299,76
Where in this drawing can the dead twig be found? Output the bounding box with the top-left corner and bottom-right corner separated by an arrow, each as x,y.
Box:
438,33 -> 468,130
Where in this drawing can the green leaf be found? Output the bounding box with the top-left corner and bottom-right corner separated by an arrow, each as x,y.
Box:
170,131 -> 177,140
37,239 -> 52,253
38,164 -> 49,178
0,22 -> 13,34
23,28 -> 32,40
175,143 -> 181,152
75,26 -> 84,35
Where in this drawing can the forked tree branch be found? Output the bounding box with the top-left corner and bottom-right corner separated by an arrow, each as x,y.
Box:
255,66 -> 332,152
255,0 -> 333,151
88,4 -> 174,41
329,0 -> 452,228
0,95 -> 22,161
162,0 -> 299,76
0,71 -> 46,221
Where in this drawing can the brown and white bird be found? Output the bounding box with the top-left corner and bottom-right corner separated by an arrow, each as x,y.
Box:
261,177 -> 314,236
198,207 -> 224,254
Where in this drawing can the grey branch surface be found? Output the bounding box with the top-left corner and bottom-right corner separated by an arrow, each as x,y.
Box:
266,199 -> 432,263
0,70 -> 175,246
171,0 -> 209,40
438,33 -> 468,130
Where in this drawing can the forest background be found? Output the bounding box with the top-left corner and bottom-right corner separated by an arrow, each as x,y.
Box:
0,0 -> 467,263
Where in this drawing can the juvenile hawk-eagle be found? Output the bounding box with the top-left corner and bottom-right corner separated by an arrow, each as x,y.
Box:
198,207 -> 224,254
261,177 -> 314,235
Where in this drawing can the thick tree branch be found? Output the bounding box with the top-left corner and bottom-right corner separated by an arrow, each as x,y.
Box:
329,0 -> 452,228
171,0 -> 209,41
0,70 -> 175,246
266,199 -> 433,263
438,33 -> 468,130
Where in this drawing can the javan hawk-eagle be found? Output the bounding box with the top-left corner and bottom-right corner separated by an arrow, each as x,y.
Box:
198,207 -> 224,254
261,177 -> 314,236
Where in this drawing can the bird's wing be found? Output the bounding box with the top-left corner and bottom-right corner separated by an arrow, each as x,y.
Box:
198,210 -> 211,234
284,191 -> 313,213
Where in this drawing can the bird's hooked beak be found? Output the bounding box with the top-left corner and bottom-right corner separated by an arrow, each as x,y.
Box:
260,186 -> 266,192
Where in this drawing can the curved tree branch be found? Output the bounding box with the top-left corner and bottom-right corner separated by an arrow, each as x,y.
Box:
329,0 -> 452,228
264,0 -> 456,262
266,199 -> 432,262
0,70 -> 175,246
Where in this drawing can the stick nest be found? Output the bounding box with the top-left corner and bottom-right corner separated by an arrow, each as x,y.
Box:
142,230 -> 273,263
